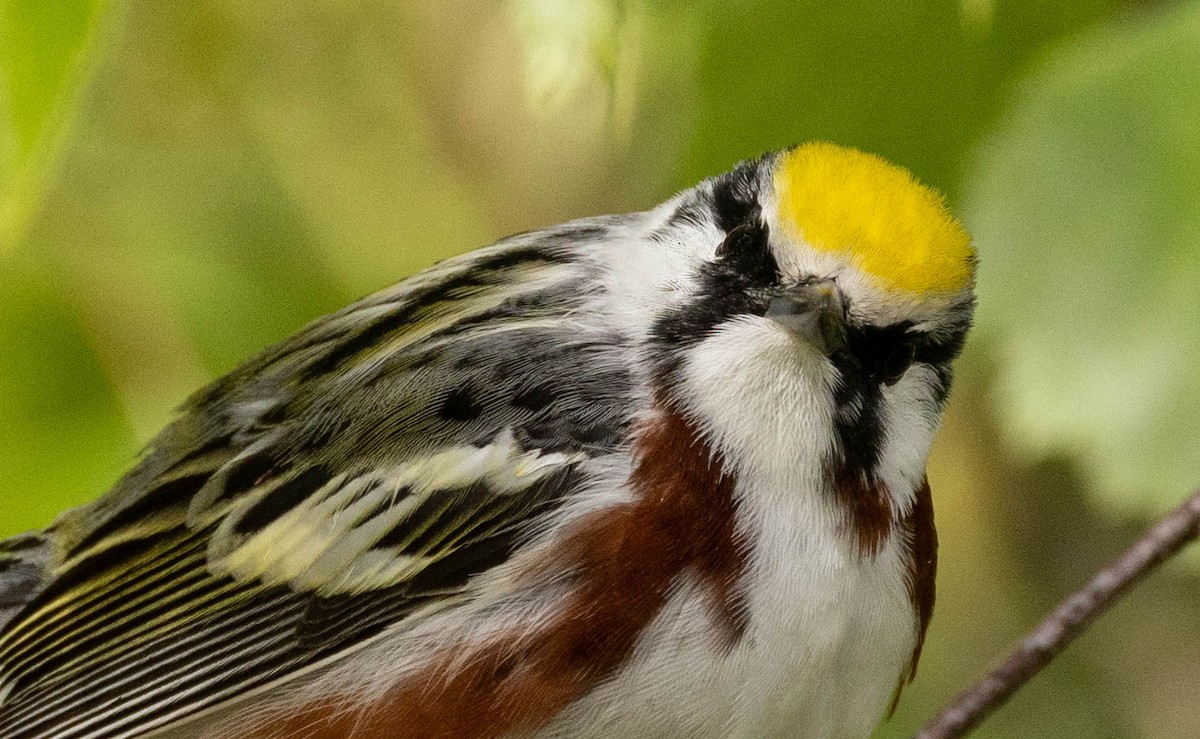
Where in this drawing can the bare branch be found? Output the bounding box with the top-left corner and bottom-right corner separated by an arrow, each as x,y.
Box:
917,487 -> 1200,739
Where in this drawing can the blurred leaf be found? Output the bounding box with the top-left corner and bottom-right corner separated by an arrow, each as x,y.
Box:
509,0 -> 621,113
220,2 -> 491,300
684,0 -> 1120,196
964,0 -> 1200,512
399,0 -> 701,235
0,0 -> 111,249
0,254 -> 138,537
508,0 -> 653,138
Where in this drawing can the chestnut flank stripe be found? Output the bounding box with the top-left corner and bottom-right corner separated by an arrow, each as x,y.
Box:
888,475 -> 937,714
900,476 -> 936,680
239,400 -> 747,739
832,467 -> 893,558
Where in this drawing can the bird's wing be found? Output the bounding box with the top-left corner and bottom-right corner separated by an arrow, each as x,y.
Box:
0,222 -> 635,739
0,535 -> 52,633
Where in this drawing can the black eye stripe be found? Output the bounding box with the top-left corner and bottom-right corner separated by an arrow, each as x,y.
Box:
707,162 -> 780,285
649,219 -> 777,377
841,321 -> 968,384
710,164 -> 760,233
914,329 -> 968,366
716,221 -> 778,284
841,326 -> 907,383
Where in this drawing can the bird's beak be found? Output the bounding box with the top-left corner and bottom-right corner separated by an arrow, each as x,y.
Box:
764,279 -> 848,355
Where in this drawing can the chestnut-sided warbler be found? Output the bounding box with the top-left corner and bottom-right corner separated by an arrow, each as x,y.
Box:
0,142 -> 974,739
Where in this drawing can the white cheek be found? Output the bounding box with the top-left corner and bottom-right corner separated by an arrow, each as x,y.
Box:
581,202 -> 723,344
877,364 -> 944,512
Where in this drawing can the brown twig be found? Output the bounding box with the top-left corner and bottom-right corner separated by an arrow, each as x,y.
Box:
917,487 -> 1200,739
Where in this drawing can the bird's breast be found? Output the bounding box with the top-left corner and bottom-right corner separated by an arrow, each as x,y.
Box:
535,472 -> 916,739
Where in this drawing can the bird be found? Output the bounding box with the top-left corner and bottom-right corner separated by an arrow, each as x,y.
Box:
0,141 -> 974,739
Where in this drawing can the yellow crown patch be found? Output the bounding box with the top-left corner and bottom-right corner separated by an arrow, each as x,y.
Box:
773,142 -> 974,296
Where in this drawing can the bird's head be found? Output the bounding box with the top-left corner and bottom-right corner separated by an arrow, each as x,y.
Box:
650,142 -> 975,510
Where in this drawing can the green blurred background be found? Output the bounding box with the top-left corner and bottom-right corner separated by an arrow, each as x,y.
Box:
2,0 -> 1199,736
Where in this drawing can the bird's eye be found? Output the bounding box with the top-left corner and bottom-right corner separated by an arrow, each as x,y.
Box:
880,341 -> 917,386
713,222 -> 780,284
715,223 -> 753,258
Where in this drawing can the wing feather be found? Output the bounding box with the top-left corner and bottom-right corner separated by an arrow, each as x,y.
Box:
0,223 -> 635,738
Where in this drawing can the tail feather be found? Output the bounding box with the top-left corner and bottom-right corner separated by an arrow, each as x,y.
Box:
0,532 -> 52,633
